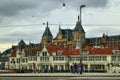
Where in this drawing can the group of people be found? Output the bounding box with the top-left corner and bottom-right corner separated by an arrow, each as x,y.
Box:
32,63 -> 83,73
70,63 -> 83,74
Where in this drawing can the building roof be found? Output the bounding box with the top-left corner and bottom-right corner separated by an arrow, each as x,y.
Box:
18,39 -> 26,45
86,35 -> 120,44
61,29 -> 73,41
11,50 -> 16,57
88,48 -> 113,55
47,44 -> 117,56
42,22 -> 53,37
74,21 -> 85,32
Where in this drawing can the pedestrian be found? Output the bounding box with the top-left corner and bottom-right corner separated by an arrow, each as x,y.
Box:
74,63 -> 78,73
50,65 -> 53,73
71,63 -> 75,73
70,65 -> 73,73
78,63 -> 83,74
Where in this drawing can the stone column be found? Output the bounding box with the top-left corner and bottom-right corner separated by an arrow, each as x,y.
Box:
87,63 -> 90,72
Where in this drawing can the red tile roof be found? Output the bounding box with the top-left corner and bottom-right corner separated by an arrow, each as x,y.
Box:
89,48 -> 112,55
11,50 -> 16,57
47,44 -> 57,55
47,45 -> 117,56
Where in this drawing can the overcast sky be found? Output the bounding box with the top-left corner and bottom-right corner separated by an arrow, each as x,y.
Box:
0,0 -> 120,52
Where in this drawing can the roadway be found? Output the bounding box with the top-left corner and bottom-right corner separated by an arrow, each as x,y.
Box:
0,77 -> 120,80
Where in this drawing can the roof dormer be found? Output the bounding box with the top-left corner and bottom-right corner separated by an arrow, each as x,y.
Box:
112,50 -> 120,55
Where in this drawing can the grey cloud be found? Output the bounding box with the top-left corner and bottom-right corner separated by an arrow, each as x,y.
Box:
68,0 -> 108,9
0,26 -> 43,43
0,0 -> 61,23
0,0 -> 108,22
0,31 -> 41,43
0,0 -> 38,17
0,0 -> 61,17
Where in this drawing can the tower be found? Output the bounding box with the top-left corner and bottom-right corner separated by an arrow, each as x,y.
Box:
18,39 -> 26,51
41,21 -> 53,47
73,15 -> 85,44
100,33 -> 108,47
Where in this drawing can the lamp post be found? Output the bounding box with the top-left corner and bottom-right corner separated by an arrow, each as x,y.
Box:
79,5 -> 86,74
80,5 -> 86,25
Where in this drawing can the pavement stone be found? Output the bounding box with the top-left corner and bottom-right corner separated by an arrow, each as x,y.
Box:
0,73 -> 120,77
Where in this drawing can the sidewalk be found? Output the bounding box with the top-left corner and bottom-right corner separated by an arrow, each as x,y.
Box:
0,73 -> 120,77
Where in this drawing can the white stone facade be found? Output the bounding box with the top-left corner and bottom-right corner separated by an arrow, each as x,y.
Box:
9,47 -> 120,73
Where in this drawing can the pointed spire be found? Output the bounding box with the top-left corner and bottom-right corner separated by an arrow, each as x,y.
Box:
47,21 -> 48,27
42,21 -> 53,37
18,39 -> 25,45
78,15 -> 80,22
103,33 -> 106,38
29,41 -> 31,46
74,16 -> 85,32
59,22 -> 61,32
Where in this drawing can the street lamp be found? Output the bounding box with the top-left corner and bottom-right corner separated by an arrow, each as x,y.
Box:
80,5 -> 86,25
79,5 -> 86,74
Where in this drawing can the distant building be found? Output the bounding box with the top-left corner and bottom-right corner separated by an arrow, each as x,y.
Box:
1,15 -> 120,73
86,34 -> 120,49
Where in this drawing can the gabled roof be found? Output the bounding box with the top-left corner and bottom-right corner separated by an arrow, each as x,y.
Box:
24,48 -> 40,57
11,50 -> 16,57
47,44 -> 57,55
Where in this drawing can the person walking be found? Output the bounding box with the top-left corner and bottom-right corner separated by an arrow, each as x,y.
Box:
74,63 -> 78,73
78,63 -> 83,74
50,65 -> 53,73
71,63 -> 75,73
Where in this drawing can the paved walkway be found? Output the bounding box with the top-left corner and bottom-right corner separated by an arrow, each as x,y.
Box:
0,73 -> 120,77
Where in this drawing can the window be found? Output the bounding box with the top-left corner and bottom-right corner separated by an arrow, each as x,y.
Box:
95,56 -> 101,61
54,65 -> 58,70
89,56 -> 94,61
113,50 -> 120,54
83,56 -> 87,61
83,51 -> 89,55
13,61 -> 15,64
33,57 -> 37,61
42,52 -> 47,56
53,56 -> 64,61
60,65 -> 64,71
118,56 -> 120,61
59,57 -> 64,60
19,53 -> 21,55
26,58 -> 28,62
70,57 -> 75,61
40,57 -> 49,62
102,56 -> 107,61
56,51 -> 62,56
29,57 -> 32,61
11,58 -> 15,64
22,59 -> 25,63
16,58 -> 20,63
36,53 -> 39,56
76,57 -> 80,61
12,58 -> 14,61
112,56 -> 116,61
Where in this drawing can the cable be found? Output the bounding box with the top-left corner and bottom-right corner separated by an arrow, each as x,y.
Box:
0,23 -> 120,27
